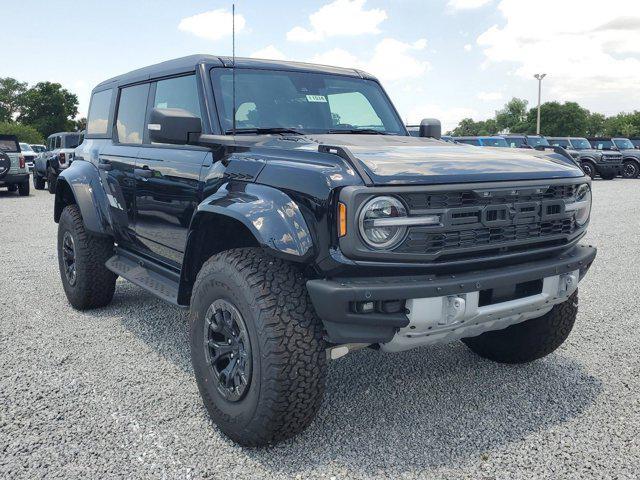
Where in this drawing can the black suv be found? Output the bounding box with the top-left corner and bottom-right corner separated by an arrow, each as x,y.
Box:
53,55 -> 596,446
610,138 -> 640,179
548,137 -> 622,180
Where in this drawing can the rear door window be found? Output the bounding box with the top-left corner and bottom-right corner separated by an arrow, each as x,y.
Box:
116,83 -> 150,144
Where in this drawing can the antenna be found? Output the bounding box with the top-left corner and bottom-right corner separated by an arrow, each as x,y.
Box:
232,2 -> 237,136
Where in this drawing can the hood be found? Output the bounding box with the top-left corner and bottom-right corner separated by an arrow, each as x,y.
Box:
297,134 -> 583,185
618,149 -> 640,158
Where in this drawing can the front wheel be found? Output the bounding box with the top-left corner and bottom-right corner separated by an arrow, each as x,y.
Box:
189,248 -> 327,447
57,204 -> 117,309
622,160 -> 639,179
580,161 -> 595,178
462,290 -> 578,364
47,168 -> 57,194
33,172 -> 46,190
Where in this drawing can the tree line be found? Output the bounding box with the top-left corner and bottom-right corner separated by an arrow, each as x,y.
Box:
0,77 -> 85,144
449,97 -> 640,139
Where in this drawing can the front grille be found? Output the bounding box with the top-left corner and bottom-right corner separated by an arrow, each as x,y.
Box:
603,154 -> 622,162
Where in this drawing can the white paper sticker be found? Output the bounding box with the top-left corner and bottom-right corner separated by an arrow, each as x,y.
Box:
306,95 -> 327,103
156,102 -> 168,109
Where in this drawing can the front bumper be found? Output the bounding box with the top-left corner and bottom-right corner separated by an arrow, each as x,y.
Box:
595,163 -> 622,175
307,245 -> 596,346
0,173 -> 29,185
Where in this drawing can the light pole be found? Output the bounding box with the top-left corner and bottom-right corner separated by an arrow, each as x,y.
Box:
534,73 -> 546,135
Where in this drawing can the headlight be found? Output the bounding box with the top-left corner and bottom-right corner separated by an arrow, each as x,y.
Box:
358,196 -> 408,249
567,183 -> 591,226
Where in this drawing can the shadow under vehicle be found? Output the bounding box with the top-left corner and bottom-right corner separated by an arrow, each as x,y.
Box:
53,55 -> 597,447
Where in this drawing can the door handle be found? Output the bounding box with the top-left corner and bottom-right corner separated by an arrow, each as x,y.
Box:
135,167 -> 154,178
98,161 -> 112,171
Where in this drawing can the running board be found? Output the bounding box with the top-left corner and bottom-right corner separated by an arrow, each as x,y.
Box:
105,249 -> 182,306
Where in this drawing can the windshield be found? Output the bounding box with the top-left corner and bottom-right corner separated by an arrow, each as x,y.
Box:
19,143 -> 34,152
613,138 -> 634,150
527,136 -> 550,147
631,139 -> 640,148
211,68 -> 406,135
480,137 -> 508,147
549,138 -> 570,148
568,138 -> 590,150
505,137 -> 525,148
591,139 -> 614,150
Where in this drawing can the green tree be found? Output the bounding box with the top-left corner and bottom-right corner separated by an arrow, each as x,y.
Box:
0,121 -> 44,144
495,98 -> 528,133
586,112 -> 606,137
18,82 -> 79,138
604,112 -> 640,137
522,101 -> 590,136
74,117 -> 87,131
0,77 -> 28,122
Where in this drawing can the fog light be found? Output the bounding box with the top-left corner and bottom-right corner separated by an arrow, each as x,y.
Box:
354,301 -> 375,314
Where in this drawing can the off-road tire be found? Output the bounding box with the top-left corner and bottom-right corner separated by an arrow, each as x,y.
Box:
33,172 -> 46,190
189,248 -> 327,447
18,181 -> 30,196
622,160 -> 639,179
57,204 -> 117,310
580,161 -> 596,178
462,290 -> 578,364
47,167 -> 57,194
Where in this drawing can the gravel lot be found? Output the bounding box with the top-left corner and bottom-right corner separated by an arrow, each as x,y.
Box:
1,180 -> 639,479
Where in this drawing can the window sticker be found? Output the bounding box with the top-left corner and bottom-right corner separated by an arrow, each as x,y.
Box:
306,95 -> 327,103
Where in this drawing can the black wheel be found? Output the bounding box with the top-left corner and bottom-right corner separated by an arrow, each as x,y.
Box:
622,160 -> 639,179
580,161 -> 595,178
47,167 -> 57,194
189,248 -> 326,446
18,181 -> 30,196
7,184 -> 17,192
57,204 -> 117,310
33,172 -> 46,190
462,290 -> 578,364
600,171 -> 616,180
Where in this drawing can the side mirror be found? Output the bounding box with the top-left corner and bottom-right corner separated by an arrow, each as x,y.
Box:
148,108 -> 202,145
419,118 -> 441,139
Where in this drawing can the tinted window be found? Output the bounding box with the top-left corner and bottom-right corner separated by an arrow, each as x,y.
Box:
526,136 -> 550,147
54,136 -> 61,149
592,139 -> 614,150
506,137 -> 525,148
0,138 -> 19,152
116,84 -> 149,144
62,134 -> 81,148
87,89 -> 113,136
480,137 -> 508,147
211,68 -> 405,135
457,139 -> 480,146
549,138 -> 570,148
154,75 -> 201,117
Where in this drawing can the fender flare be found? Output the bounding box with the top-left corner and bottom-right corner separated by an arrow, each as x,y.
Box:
191,182 -> 314,259
54,160 -> 113,236
622,156 -> 640,165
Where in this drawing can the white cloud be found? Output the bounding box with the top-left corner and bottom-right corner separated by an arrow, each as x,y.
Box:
477,91 -> 503,101
250,45 -> 287,60
464,43 -> 472,51
311,38 -> 429,82
178,9 -> 246,41
448,0 -> 493,10
476,0 -> 640,113
287,0 -> 387,42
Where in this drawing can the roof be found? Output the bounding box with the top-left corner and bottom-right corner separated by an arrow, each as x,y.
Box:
95,54 -> 373,90
47,131 -> 80,138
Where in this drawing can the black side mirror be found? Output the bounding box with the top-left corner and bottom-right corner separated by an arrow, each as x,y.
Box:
419,118 -> 441,139
148,108 -> 202,145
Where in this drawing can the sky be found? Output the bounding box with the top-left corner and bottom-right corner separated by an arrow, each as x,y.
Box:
3,0 -> 640,131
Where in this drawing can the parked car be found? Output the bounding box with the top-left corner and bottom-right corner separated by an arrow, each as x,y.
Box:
586,137 -> 633,179
454,136 -> 509,147
33,131 -> 82,192
54,55 -> 596,447
502,134 -> 550,149
19,143 -> 37,172
0,135 -> 30,195
610,138 -> 640,179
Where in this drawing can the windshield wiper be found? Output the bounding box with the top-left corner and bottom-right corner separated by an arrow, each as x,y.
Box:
326,128 -> 390,135
225,127 -> 305,135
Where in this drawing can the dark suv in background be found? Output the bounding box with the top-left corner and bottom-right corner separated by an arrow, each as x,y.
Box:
547,137 -> 622,180
53,55 -> 596,446
587,138 -> 637,178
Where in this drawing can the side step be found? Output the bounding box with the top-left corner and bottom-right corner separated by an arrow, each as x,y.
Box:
105,249 -> 182,306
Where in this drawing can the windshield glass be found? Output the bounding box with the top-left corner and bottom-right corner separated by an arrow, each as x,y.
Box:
527,136 -> 550,147
569,138 -> 590,149
19,143 -> 34,152
631,139 -> 640,148
505,137 -> 525,148
549,138 -> 570,148
613,138 -> 634,150
211,68 -> 405,135
480,137 -> 508,147
592,139 -> 614,150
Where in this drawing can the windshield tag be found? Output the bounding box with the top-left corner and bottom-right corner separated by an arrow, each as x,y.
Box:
306,95 -> 327,103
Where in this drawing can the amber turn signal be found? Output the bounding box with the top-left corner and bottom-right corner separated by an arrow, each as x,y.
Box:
338,202 -> 347,237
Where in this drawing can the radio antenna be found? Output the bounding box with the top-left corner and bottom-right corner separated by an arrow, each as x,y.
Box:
232,2 -> 237,136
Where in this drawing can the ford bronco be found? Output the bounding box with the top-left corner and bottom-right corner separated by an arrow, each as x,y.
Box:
0,135 -> 30,195
33,131 -> 83,192
54,55 -> 596,446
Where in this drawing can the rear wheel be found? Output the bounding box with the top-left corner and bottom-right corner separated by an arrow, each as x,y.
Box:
622,160 -> 639,179
47,167 -> 57,194
580,161 -> 595,178
462,290 -> 578,364
18,180 -> 30,196
57,204 -> 117,309
190,248 -> 326,446
33,172 -> 46,190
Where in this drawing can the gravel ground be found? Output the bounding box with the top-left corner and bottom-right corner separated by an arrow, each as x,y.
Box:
1,180 -> 638,480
